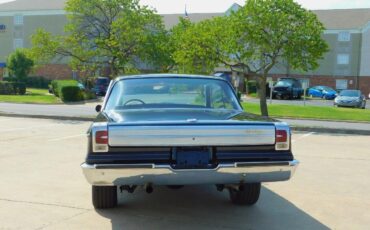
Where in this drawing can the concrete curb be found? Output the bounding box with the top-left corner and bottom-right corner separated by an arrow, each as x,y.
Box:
1,112 -> 369,136
273,116 -> 370,124
291,126 -> 370,136
0,113 -> 94,122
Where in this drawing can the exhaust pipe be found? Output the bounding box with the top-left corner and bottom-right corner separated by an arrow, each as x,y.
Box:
145,183 -> 153,194
216,184 -> 225,192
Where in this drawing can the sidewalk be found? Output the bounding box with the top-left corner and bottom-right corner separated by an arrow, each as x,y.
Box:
0,102 -> 369,135
279,118 -> 370,135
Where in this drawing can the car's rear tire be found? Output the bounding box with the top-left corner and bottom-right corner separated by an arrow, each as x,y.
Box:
228,183 -> 261,206
92,186 -> 118,209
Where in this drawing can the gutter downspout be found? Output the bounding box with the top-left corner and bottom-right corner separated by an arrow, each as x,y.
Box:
356,33 -> 362,90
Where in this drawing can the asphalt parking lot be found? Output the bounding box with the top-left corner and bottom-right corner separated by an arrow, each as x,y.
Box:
0,117 -> 369,229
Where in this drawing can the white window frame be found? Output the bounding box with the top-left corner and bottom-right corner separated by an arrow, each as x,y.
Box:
299,79 -> 310,89
337,54 -> 350,65
338,31 -> 351,42
336,79 -> 348,90
13,38 -> 23,49
14,15 -> 24,25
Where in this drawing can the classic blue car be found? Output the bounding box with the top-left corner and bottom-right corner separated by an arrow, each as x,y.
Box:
308,86 -> 337,100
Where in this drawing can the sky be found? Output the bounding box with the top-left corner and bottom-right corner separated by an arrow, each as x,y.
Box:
1,0 -> 370,13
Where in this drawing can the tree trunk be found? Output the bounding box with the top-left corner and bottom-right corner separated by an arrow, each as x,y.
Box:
258,75 -> 269,117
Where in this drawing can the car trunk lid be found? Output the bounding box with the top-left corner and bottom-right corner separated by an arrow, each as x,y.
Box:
108,121 -> 276,147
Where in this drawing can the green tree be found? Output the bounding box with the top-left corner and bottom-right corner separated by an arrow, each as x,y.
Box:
142,29 -> 176,73
171,0 -> 328,116
7,49 -> 34,82
170,17 -> 229,74
30,0 -> 164,77
228,0 -> 328,116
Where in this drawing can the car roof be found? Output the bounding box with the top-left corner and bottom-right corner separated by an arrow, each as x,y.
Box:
114,74 -> 225,82
313,85 -> 333,88
279,78 -> 298,81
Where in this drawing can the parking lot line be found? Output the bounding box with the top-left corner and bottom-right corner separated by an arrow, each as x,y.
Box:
0,124 -> 62,133
292,132 -> 315,143
48,134 -> 87,142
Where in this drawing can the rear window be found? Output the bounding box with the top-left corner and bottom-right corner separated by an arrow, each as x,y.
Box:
96,78 -> 109,85
105,77 -> 240,110
339,90 -> 360,97
275,80 -> 293,87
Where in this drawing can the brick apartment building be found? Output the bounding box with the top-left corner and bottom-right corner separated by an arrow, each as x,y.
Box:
0,0 -> 369,95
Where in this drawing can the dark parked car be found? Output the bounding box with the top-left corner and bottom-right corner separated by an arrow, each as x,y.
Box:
334,90 -> 366,109
308,86 -> 337,100
92,77 -> 110,96
272,78 -> 304,100
81,74 -> 299,209
214,72 -> 232,84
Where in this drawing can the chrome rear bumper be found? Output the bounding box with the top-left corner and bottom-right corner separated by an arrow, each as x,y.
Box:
81,160 -> 299,186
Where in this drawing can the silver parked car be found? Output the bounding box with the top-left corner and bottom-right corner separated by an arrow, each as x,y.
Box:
334,90 -> 366,109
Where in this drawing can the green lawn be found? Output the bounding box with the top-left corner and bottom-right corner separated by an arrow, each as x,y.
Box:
242,102 -> 370,122
0,88 -> 60,104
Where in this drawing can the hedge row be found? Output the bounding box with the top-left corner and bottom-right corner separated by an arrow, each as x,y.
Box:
50,80 -> 84,102
0,81 -> 26,95
247,81 -> 258,94
4,76 -> 51,89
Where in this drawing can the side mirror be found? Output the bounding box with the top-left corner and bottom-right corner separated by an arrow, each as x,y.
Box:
95,105 -> 102,113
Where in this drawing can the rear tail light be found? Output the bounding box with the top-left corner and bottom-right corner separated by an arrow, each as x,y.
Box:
275,129 -> 290,151
96,131 -> 108,144
276,130 -> 287,142
93,129 -> 109,152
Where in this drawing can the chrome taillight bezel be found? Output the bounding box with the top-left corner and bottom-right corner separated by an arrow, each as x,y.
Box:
275,123 -> 291,151
92,122 -> 109,153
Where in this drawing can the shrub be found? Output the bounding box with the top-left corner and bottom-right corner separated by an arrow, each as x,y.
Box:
0,81 -> 15,95
0,81 -> 27,95
26,76 -> 51,89
246,80 -> 257,94
13,82 -> 26,95
51,80 -> 59,96
83,90 -> 97,100
51,80 -> 79,97
60,86 -> 84,102
6,49 -> 34,82
3,77 -> 15,82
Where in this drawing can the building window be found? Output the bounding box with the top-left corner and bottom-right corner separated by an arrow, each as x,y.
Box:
299,79 -> 310,89
337,54 -> 350,65
338,32 -> 351,42
14,15 -> 23,25
13,39 -> 23,49
336,79 -> 348,90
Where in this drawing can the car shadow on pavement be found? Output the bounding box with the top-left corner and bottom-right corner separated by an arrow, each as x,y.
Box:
96,185 -> 329,230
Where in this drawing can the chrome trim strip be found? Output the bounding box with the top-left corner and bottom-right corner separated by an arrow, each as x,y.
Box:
108,125 -> 276,147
